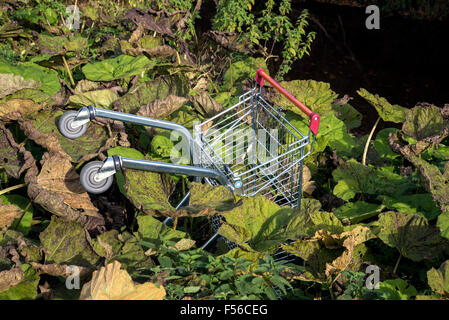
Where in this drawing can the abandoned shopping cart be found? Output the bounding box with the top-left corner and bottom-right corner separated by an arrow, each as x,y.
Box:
58,68 -> 320,253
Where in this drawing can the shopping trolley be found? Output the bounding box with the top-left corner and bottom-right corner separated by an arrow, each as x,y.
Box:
58,68 -> 320,254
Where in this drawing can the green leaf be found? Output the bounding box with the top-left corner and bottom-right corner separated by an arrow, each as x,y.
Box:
82,55 -> 157,81
177,182 -> 236,216
377,211 -> 446,262
0,264 -> 40,300
114,77 -> 188,113
379,194 -> 441,221
285,111 -> 356,156
222,57 -> 267,91
376,279 -> 417,300
427,260 -> 449,295
273,80 -> 338,115
123,159 -> 175,215
402,103 -> 446,140
437,210 -> 449,240
39,216 -> 100,267
332,159 -> 413,201
136,215 -> 187,245
151,132 -> 175,159
357,88 -> 406,123
282,239 -> 339,283
218,196 -> 312,252
92,230 -> 152,273
373,128 -> 401,160
309,211 -> 344,234
68,89 -> 119,109
401,154 -> 449,214
183,286 -> 201,294
37,34 -> 67,54
22,109 -> 110,163
331,103 -> 362,130
107,147 -> 144,196
0,58 -> 60,96
333,201 -> 383,224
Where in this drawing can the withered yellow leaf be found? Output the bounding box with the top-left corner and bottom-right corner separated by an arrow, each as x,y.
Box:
79,261 -> 165,300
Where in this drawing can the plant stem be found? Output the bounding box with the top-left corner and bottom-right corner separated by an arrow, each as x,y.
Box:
362,116 -> 380,166
173,217 -> 178,230
62,56 -> 75,87
0,183 -> 27,196
75,160 -> 85,170
393,253 -> 402,274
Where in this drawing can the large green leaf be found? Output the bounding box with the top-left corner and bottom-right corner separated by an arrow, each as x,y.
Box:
377,211 -> 446,262
373,128 -> 401,160
273,80 -> 338,115
379,194 -> 441,221
107,147 -> 144,196
308,211 -> 344,235
114,77 -> 188,113
405,155 -> 449,214
333,201 -> 384,224
82,55 -> 157,81
136,215 -> 187,245
376,279 -> 418,300
0,58 -> 60,96
222,57 -> 267,91
218,196 -> 313,252
332,159 -> 413,201
357,88 -> 406,123
285,111 -> 356,156
92,230 -> 153,273
331,103 -> 362,130
123,160 -> 175,215
20,109 -> 110,163
427,260 -> 449,295
176,182 -> 237,216
68,89 -> 119,109
39,216 -> 100,267
402,103 -> 446,140
437,210 -> 449,240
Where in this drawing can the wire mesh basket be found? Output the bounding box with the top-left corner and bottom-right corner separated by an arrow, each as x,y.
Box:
193,69 -> 320,252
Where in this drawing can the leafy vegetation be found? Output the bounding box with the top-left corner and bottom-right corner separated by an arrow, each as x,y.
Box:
0,0 -> 448,301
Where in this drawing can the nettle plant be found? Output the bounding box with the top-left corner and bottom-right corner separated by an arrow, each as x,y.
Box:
212,0 -> 316,79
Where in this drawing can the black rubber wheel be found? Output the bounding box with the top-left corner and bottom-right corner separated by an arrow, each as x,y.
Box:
80,161 -> 113,194
58,111 -> 88,139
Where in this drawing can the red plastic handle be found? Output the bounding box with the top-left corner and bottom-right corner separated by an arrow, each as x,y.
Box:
255,68 -> 320,135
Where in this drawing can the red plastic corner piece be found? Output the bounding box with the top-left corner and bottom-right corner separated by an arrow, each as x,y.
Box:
309,113 -> 320,135
255,68 -> 265,87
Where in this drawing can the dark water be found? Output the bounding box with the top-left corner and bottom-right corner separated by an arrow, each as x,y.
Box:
288,2 -> 449,134
198,1 -> 449,135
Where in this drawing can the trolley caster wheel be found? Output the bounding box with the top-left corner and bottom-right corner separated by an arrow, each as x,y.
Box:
80,161 -> 114,194
58,111 -> 88,139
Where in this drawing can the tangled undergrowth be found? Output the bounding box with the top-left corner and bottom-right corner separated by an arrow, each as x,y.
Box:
0,0 -> 448,300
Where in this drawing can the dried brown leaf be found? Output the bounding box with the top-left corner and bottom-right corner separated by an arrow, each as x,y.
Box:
0,200 -> 22,232
0,99 -> 43,122
0,122 -> 34,179
25,152 -> 100,220
137,94 -> 187,119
